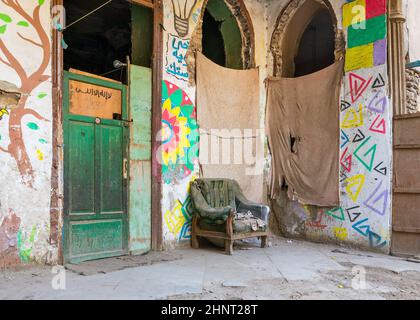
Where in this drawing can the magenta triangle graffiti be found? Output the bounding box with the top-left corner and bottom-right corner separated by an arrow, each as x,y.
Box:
340,147 -> 352,173
349,73 -> 372,103
363,181 -> 389,216
369,114 -> 386,134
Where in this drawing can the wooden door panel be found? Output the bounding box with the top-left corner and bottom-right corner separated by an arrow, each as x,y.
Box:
68,120 -> 95,215
99,124 -> 125,214
69,220 -> 124,262
392,114 -> 420,257
64,71 -> 128,264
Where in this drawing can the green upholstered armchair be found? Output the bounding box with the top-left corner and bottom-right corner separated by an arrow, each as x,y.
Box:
190,179 -> 270,255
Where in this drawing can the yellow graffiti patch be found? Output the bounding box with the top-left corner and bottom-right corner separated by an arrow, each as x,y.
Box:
345,174 -> 366,202
164,201 -> 185,236
333,227 -> 348,241
345,43 -> 374,72
343,0 -> 366,28
341,104 -> 364,129
36,150 -> 44,160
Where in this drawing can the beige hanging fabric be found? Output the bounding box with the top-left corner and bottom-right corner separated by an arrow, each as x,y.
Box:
196,52 -> 264,202
265,60 -> 344,206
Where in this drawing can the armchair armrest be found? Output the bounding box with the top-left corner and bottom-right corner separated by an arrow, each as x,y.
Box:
191,183 -> 234,223
235,192 -> 270,224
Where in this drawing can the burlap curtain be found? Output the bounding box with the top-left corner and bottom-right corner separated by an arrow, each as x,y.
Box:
196,52 -> 264,202
265,60 -> 344,206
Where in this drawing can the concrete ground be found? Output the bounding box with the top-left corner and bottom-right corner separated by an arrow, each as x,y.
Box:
1,237 -> 420,300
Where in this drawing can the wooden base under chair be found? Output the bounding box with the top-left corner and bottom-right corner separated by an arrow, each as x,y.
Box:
191,214 -> 268,255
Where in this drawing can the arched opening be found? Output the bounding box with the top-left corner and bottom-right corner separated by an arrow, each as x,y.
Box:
294,9 -> 335,77
201,0 -> 244,69
268,0 -> 344,240
270,0 -> 344,77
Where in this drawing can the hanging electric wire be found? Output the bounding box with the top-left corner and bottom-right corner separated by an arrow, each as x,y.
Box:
64,0 -> 114,31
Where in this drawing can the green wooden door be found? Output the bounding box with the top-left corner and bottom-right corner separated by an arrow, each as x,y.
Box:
63,72 -> 129,264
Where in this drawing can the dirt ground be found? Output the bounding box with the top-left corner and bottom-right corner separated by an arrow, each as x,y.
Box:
167,265 -> 420,300
1,237 -> 420,300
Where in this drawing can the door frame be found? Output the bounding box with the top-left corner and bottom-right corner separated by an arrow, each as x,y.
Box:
51,0 -> 164,264
62,71 -> 129,263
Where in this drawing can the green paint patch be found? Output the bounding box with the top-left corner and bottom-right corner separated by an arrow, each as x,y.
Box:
17,20 -> 29,27
0,13 -> 12,23
0,25 -> 7,34
17,226 -> 37,263
27,122 -> 40,130
39,138 -> 48,144
37,92 -> 47,99
38,0 -> 45,5
347,15 -> 386,49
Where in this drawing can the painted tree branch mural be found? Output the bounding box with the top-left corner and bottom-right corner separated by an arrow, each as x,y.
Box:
0,0 -> 51,187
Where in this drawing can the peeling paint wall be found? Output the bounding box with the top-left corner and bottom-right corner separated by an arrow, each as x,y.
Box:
161,0 -> 268,246
0,0 -> 55,266
267,0 -> 392,253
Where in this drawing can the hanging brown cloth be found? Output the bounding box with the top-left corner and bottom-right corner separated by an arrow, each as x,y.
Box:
196,52 -> 264,202
265,60 -> 344,206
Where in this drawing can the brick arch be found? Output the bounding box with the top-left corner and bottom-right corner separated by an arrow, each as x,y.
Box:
270,0 -> 345,77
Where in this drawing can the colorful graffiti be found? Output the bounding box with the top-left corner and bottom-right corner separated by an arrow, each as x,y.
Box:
0,1 -> 52,265
165,34 -> 190,81
171,0 -> 198,37
0,0 -> 51,187
17,225 -> 37,262
334,0 -> 391,250
161,80 -> 198,184
164,196 -> 194,241
344,0 -> 387,72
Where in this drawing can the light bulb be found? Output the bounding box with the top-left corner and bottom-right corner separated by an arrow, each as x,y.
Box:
172,0 -> 198,37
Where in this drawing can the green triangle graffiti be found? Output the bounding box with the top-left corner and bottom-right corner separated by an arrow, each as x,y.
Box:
325,207 -> 345,221
354,136 -> 377,171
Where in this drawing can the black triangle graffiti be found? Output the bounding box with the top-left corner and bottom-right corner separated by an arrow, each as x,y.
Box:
353,129 -> 366,143
372,73 -> 385,89
346,206 -> 362,223
340,170 -> 349,183
374,162 -> 387,176
341,100 -> 351,112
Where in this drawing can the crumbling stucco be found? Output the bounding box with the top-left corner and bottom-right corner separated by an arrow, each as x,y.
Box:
0,80 -> 21,117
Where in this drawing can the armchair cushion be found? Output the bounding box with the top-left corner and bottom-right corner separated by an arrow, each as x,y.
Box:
199,213 -> 267,234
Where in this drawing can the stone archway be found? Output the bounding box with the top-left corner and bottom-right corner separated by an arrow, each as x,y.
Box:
186,0 -> 255,85
270,0 -> 345,77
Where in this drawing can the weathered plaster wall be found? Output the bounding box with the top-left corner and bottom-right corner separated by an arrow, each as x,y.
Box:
161,0 -> 268,247
0,0 -> 55,266
267,0 -> 392,252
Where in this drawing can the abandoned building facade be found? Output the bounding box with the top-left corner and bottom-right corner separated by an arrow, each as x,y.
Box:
0,0 -> 419,266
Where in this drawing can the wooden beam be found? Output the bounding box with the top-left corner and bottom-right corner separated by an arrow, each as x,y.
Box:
131,0 -> 154,9
51,0 -> 65,265
151,0 -> 163,251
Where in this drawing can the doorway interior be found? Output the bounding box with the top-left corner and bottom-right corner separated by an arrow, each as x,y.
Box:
61,0 -> 154,264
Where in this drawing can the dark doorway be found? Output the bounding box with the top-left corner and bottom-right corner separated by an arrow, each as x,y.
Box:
294,9 -> 335,77
202,8 -> 226,67
63,0 -> 153,83
201,0 -> 243,69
